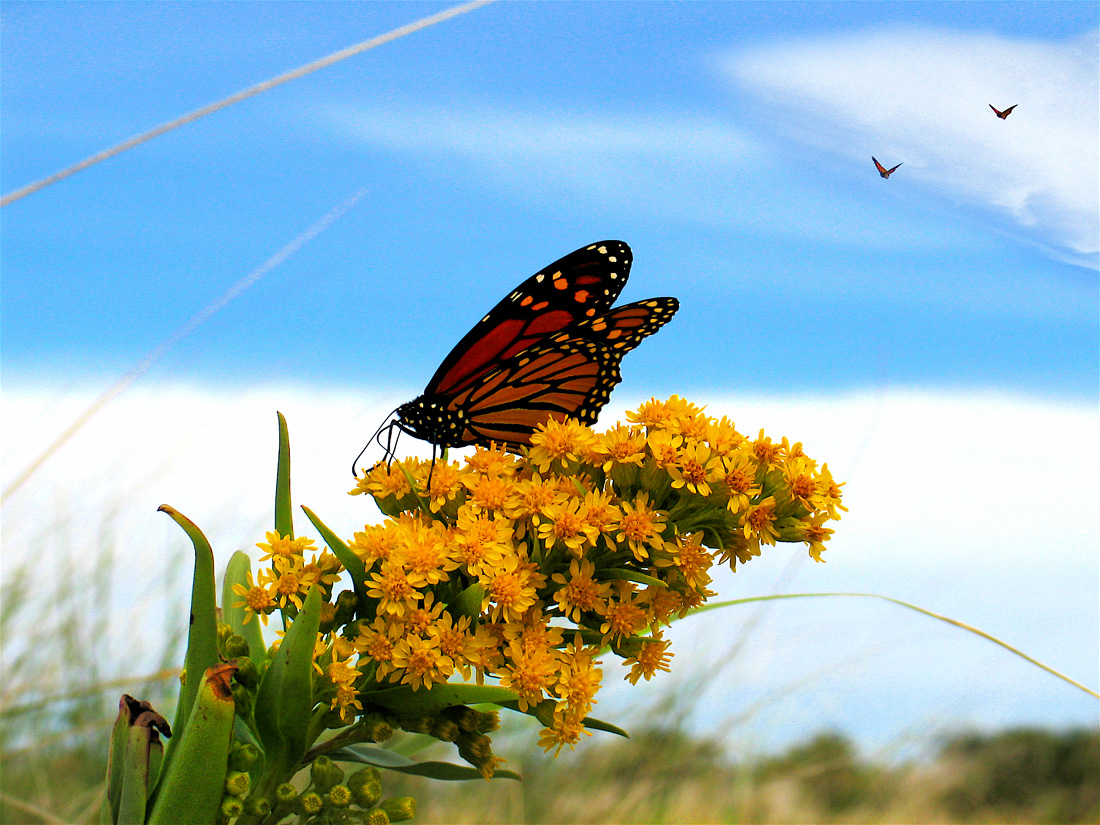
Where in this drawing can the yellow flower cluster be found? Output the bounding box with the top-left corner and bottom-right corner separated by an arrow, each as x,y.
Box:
337,396 -> 845,753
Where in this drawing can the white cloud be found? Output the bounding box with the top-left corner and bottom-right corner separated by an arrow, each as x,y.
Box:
325,102 -> 759,217
723,27 -> 1100,267
3,383 -> 1096,747
328,104 -> 756,171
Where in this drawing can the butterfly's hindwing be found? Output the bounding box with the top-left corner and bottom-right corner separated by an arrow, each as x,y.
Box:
442,298 -> 678,447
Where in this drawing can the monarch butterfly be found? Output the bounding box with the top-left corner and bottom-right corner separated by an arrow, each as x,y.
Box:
989,104 -> 1017,120
872,156 -> 903,179
356,241 -> 678,472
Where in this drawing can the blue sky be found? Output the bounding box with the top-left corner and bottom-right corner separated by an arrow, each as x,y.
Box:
3,1 -> 1097,396
2,2 -> 1097,757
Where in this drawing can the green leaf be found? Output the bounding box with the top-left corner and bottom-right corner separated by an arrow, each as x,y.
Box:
494,699 -> 629,738
386,733 -> 437,758
253,585 -> 323,781
598,569 -> 667,588
275,412 -> 293,539
147,665 -> 237,825
221,551 -> 267,662
102,698 -> 132,825
364,683 -> 520,716
396,462 -> 432,515
453,582 -> 485,620
117,722 -> 154,825
156,505 -> 219,769
326,745 -> 520,781
301,505 -> 374,616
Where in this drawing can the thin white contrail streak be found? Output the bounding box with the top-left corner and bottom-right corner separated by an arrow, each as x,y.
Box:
0,186 -> 368,505
0,0 -> 495,207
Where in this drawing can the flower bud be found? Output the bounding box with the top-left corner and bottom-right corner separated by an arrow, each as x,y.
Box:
380,796 -> 417,822
430,718 -> 460,742
217,623 -> 233,649
333,590 -> 358,627
231,683 -> 253,717
228,742 -> 260,771
220,794 -> 244,818
243,795 -> 271,817
310,755 -> 344,794
397,716 -> 433,735
442,705 -> 480,733
476,710 -> 500,734
274,782 -> 298,806
361,712 -> 394,743
224,634 -> 250,659
327,784 -> 353,808
233,656 -> 260,688
224,770 -> 250,797
349,766 -> 383,807
298,791 -> 323,815
318,600 -> 338,634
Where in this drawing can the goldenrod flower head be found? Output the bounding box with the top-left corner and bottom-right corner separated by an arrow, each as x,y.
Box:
332,397 -> 842,755
481,553 -> 545,624
423,459 -> 464,514
231,571 -> 276,626
644,429 -> 682,468
464,442 -> 521,477
537,498 -> 598,554
751,428 -> 785,468
255,530 -> 314,564
616,492 -> 668,561
666,441 -> 722,497
504,474 -> 566,526
390,633 -> 453,691
527,416 -> 596,473
627,395 -> 702,429
349,520 -> 402,569
592,422 -> 647,472
578,489 -> 621,541
720,449 -> 762,514
741,496 -> 780,546
301,549 -> 343,590
462,472 -> 514,513
625,630 -> 673,684
367,560 -> 425,617
352,460 -> 411,500
551,558 -> 611,622
655,531 -> 715,593
706,416 -> 747,456
453,506 -> 511,578
498,640 -> 559,711
600,581 -> 649,642
260,555 -> 308,611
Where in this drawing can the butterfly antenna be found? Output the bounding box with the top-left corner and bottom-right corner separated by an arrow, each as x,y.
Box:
352,411 -> 398,477
382,417 -> 403,463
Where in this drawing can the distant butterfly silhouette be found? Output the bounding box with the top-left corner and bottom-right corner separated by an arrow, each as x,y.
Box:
989,104 -> 1017,120
356,241 -> 678,472
873,157 -> 903,179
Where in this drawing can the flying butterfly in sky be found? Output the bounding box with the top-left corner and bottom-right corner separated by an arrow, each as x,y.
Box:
872,156 -> 903,179
989,104 -> 1017,120
356,241 -> 678,471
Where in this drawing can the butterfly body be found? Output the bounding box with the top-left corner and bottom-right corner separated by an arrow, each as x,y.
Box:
872,156 -> 903,179
387,241 -> 677,453
990,103 -> 1017,120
